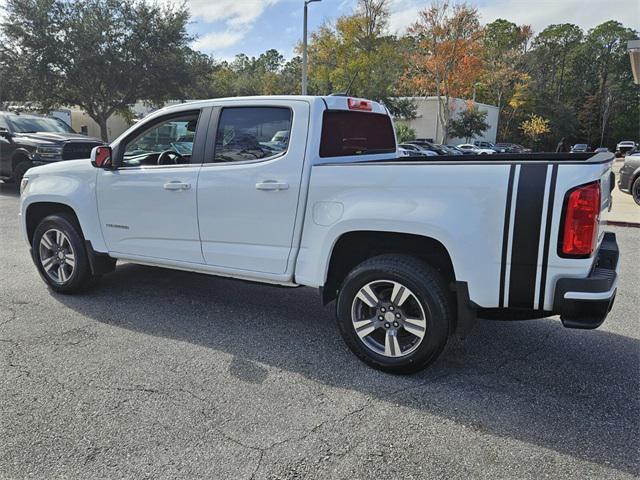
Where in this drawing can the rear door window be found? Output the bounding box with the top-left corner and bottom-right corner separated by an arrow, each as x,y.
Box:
320,111 -> 396,158
212,107 -> 292,163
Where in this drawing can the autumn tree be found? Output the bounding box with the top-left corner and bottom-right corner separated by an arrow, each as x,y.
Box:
305,0 -> 414,117
404,2 -> 484,142
521,114 -> 550,149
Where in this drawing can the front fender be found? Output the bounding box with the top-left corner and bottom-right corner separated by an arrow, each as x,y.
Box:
11,147 -> 34,164
20,163 -> 107,252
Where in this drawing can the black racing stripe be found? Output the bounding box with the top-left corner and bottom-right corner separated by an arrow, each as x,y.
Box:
498,165 -> 517,308
537,165 -> 558,310
508,164 -> 549,309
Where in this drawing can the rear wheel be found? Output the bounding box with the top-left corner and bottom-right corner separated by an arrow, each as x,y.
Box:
632,177 -> 640,205
32,214 -> 96,293
336,254 -> 452,374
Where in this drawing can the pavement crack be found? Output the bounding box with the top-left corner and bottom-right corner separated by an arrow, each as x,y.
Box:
0,306 -> 16,329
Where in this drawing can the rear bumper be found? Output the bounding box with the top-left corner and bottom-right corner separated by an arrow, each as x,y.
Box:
553,232 -> 619,329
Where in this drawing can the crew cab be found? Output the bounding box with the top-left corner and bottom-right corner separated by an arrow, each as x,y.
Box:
19,96 -> 620,373
0,111 -> 103,184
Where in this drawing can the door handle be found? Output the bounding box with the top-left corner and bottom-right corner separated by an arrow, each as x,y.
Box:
163,181 -> 191,191
255,180 -> 289,191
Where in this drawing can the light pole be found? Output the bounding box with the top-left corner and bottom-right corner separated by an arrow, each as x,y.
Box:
472,82 -> 482,103
302,0 -> 321,95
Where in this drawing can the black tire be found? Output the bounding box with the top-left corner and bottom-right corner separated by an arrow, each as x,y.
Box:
336,254 -> 453,374
12,160 -> 32,184
632,177 -> 640,206
32,213 -> 96,293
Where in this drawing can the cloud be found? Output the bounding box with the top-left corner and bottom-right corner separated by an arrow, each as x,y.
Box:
478,0 -> 639,33
386,0 -> 639,36
193,29 -> 247,51
186,0 -> 279,25
168,0 -> 281,52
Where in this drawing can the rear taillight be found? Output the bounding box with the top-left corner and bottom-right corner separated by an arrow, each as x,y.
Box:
347,98 -> 372,111
560,181 -> 601,257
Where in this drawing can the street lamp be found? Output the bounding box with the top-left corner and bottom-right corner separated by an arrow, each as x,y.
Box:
472,82 -> 482,103
302,0 -> 322,95
628,40 -> 640,85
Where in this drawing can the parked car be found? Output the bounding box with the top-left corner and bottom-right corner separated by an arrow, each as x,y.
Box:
447,144 -> 472,154
594,147 -> 610,154
496,143 -> 532,154
398,144 -> 437,157
0,111 -> 103,184
571,144 -> 591,153
405,140 -> 447,155
615,140 -> 637,157
457,143 -> 495,154
20,95 -> 619,374
435,144 -> 463,155
0,112 -> 104,184
496,143 -> 526,153
473,140 -> 506,153
618,152 -> 640,205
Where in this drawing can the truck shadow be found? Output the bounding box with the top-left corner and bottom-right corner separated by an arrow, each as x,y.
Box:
55,263 -> 639,475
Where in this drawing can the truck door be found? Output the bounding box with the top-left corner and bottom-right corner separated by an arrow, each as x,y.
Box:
96,109 -> 210,263
197,101 -> 309,274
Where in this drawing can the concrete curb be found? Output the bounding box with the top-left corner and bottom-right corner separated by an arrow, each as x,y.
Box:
604,220 -> 640,228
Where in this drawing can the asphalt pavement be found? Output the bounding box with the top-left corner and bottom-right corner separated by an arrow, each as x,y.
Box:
1,181 -> 639,479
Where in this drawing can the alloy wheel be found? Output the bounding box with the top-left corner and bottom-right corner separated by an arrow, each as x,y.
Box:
351,279 -> 427,358
39,228 -> 76,284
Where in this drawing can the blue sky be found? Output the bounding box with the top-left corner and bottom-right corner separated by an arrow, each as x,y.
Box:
180,0 -> 640,61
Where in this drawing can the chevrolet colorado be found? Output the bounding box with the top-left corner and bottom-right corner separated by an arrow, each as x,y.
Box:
19,96 -> 620,373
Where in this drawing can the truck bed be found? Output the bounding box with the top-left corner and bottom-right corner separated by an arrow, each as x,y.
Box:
296,151 -> 614,315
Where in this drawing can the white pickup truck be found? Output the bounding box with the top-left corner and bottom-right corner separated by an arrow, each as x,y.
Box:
19,96 -> 620,373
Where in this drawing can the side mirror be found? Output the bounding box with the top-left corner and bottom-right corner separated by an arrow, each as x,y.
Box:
91,145 -> 113,168
0,127 -> 12,139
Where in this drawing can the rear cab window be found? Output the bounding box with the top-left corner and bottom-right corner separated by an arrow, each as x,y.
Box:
319,110 -> 396,158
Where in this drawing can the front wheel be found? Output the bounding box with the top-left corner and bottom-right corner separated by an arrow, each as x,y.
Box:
12,160 -> 32,185
632,177 -> 640,206
336,254 -> 453,374
32,214 -> 96,293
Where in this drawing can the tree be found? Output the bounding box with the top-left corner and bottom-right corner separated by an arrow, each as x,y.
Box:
520,114 -> 550,148
403,1 -> 484,142
448,103 -> 490,141
394,123 -> 416,143
531,24 -> 583,102
2,0 -> 197,140
206,50 -> 302,98
305,0 -> 414,117
478,19 -> 531,138
579,21 -> 638,147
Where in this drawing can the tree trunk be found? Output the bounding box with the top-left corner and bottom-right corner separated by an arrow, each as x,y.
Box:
98,116 -> 109,142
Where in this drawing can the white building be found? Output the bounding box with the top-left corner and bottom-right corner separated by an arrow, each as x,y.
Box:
395,96 -> 499,145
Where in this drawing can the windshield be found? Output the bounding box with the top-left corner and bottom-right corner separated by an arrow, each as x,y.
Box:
7,115 -> 75,134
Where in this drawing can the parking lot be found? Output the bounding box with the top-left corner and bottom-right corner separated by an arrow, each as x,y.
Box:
0,182 -> 638,479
